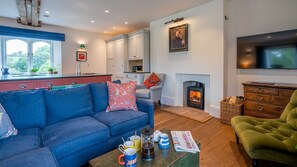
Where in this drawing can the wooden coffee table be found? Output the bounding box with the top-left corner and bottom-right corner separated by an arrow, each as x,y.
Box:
89,129 -> 200,167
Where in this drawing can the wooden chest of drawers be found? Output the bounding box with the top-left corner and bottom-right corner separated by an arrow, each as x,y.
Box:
242,82 -> 297,118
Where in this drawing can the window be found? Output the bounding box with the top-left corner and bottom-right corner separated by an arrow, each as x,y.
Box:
1,36 -> 56,74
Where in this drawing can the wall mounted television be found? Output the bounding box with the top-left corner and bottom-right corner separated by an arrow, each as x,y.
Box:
237,29 -> 297,69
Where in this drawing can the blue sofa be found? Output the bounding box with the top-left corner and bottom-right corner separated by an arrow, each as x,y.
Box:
0,82 -> 154,167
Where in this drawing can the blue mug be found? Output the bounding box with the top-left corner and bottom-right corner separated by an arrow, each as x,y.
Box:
118,148 -> 137,167
159,133 -> 170,149
1,68 -> 9,75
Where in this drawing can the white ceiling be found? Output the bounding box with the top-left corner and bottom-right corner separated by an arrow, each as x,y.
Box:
0,0 -> 212,35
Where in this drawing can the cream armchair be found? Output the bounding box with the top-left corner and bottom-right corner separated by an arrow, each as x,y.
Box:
136,73 -> 165,106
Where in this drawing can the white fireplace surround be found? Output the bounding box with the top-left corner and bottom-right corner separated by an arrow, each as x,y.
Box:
175,73 -> 210,113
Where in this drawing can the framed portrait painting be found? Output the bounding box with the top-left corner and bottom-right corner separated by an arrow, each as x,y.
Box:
169,24 -> 188,52
76,51 -> 87,62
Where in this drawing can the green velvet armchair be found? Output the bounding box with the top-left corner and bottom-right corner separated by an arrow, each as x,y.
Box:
231,90 -> 297,167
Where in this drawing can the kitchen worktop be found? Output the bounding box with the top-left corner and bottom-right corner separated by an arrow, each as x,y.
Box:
0,73 -> 112,82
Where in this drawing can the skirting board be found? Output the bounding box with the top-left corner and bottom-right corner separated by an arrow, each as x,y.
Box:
161,96 -> 220,118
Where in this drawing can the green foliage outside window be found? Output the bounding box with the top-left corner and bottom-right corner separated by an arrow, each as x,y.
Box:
7,45 -> 51,73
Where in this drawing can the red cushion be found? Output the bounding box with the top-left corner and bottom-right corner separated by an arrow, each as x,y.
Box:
143,73 -> 161,89
106,81 -> 138,112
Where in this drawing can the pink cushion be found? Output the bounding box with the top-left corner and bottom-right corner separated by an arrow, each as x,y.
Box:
106,81 -> 138,112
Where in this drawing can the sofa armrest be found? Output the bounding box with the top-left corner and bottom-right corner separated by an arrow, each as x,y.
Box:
136,98 -> 154,128
136,84 -> 146,89
150,85 -> 162,90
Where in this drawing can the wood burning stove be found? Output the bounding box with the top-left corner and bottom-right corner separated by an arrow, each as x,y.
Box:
187,83 -> 204,109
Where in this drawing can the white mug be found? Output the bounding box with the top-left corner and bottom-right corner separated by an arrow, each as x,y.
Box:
118,141 -> 135,154
153,130 -> 162,142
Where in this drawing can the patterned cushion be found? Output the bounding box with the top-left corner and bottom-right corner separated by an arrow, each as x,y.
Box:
106,81 -> 137,112
0,103 -> 17,140
144,72 -> 160,89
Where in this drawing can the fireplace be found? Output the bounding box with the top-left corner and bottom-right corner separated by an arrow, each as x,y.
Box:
187,82 -> 204,109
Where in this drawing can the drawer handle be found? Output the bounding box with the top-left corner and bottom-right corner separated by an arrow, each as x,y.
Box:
257,88 -> 264,92
47,82 -> 53,87
133,56 -> 136,57
257,106 -> 264,111
72,81 -> 77,85
18,84 -> 27,89
257,96 -> 264,101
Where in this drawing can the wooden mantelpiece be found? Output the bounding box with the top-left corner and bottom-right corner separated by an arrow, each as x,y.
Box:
242,81 -> 297,118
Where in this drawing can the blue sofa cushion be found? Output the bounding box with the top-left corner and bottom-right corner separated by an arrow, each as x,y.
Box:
44,85 -> 94,126
89,80 -> 121,113
0,89 -> 46,129
42,116 -> 110,159
92,110 -> 149,136
0,147 -> 59,167
89,82 -> 108,113
0,128 -> 42,161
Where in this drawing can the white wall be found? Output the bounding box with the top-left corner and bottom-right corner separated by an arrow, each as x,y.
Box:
226,0 -> 297,96
0,17 -> 110,74
150,0 -> 225,117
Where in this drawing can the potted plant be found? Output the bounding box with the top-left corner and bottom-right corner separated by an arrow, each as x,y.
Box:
48,68 -> 54,74
30,68 -> 39,75
53,68 -> 58,74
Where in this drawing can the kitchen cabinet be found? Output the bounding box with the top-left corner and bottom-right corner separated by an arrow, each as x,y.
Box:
124,73 -> 144,84
37,78 -> 83,88
107,59 -> 115,75
0,80 -> 36,91
105,34 -> 128,82
128,36 -> 137,60
0,75 -> 111,92
80,76 -> 111,83
115,39 -> 125,73
106,42 -> 114,59
128,33 -> 146,60
128,30 -> 150,72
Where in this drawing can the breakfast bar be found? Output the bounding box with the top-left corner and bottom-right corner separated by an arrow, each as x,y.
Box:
0,73 -> 112,91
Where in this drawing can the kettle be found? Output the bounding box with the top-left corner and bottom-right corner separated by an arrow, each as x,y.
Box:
1,68 -> 10,75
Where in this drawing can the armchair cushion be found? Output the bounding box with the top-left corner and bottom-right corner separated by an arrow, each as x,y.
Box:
143,72 -> 160,89
136,89 -> 150,99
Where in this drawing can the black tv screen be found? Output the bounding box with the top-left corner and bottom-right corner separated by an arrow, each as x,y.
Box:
237,29 -> 297,69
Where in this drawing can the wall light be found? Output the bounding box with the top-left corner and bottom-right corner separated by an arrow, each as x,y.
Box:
80,44 -> 86,50
164,17 -> 184,24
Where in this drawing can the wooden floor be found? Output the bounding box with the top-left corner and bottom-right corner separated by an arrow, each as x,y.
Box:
155,106 -> 290,167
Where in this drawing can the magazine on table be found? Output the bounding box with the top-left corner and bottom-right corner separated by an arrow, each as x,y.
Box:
170,131 -> 200,153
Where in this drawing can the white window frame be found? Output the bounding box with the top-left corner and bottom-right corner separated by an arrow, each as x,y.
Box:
0,36 -> 54,73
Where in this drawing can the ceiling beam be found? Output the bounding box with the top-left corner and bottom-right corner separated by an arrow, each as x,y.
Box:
31,0 -> 41,26
16,0 -> 41,27
16,0 -> 28,25
26,0 -> 32,24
